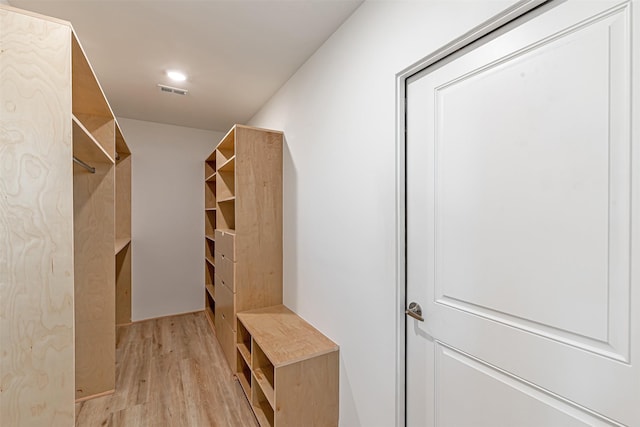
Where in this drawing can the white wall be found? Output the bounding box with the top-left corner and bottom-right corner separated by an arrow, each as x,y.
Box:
248,1 -> 519,425
118,118 -> 223,321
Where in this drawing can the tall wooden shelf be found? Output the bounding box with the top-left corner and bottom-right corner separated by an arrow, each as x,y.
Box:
1,5 -> 132,422
203,125 -> 283,369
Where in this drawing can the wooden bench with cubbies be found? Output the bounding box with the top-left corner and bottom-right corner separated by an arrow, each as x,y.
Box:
236,305 -> 339,427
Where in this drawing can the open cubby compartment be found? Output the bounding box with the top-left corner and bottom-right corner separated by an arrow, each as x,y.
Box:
115,241 -> 132,326
216,126 -> 235,166
71,35 -> 115,160
237,350 -> 251,398
205,151 -> 216,180
72,117 -> 114,168
237,320 -> 252,367
73,140 -> 115,400
217,200 -> 235,230
115,125 -> 131,248
252,378 -> 275,427
205,289 -> 215,328
205,210 -> 216,236
205,262 -> 215,294
252,341 -> 275,407
205,239 -> 215,266
115,123 -> 131,164
217,169 -> 235,202
205,181 -> 216,210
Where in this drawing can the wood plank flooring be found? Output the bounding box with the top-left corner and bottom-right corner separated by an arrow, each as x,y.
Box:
75,312 -> 258,427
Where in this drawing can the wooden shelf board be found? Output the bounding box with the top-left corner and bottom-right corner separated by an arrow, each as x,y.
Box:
205,172 -> 216,182
114,122 -> 131,155
205,234 -> 215,242
205,255 -> 215,267
217,196 -> 236,203
252,399 -> 274,427
205,207 -> 217,211
237,343 -> 251,366
215,228 -> 236,236
205,283 -> 215,300
72,116 -> 115,165
204,307 -> 215,331
237,374 -> 251,400
114,237 -> 131,255
218,156 -> 235,172
235,124 -> 284,136
72,33 -> 114,119
215,126 -> 236,151
237,305 -> 339,367
253,369 -> 275,409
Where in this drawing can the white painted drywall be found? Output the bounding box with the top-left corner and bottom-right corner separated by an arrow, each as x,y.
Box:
249,1 -> 520,425
118,118 -> 223,321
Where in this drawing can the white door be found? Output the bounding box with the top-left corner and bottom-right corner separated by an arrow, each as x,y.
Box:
406,1 -> 639,426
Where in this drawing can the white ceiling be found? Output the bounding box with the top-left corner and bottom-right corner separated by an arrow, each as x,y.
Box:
9,0 -> 362,131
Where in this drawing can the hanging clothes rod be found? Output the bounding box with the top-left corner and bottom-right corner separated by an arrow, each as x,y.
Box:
73,156 -> 96,174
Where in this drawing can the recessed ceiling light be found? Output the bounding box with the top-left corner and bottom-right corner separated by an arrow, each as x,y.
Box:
167,70 -> 187,82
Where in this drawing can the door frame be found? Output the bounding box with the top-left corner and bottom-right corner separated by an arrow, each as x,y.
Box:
394,1 -> 550,425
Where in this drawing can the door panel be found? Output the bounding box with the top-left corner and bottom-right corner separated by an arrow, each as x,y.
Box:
406,1 -> 638,425
435,344 -> 607,427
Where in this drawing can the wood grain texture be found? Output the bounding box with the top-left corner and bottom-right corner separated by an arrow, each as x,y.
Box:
75,312 -> 258,427
275,351 -> 339,427
74,113 -> 114,160
205,180 -> 216,209
0,7 -> 75,425
215,315 -> 237,373
234,126 -> 283,314
115,151 -> 131,242
215,273 -> 236,331
216,250 -> 236,292
207,125 -> 283,371
237,305 -> 338,367
116,243 -> 132,326
72,116 -> 114,165
215,229 -> 236,261
71,33 -> 114,131
237,305 -> 339,426
74,156 -> 116,400
115,123 -> 130,156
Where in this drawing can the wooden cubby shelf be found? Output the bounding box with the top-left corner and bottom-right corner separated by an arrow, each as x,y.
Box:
72,115 -> 114,165
237,305 -> 339,427
218,156 -> 235,172
114,237 -> 131,255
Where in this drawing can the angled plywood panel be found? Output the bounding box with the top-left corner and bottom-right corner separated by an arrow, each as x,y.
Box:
0,6 -> 75,425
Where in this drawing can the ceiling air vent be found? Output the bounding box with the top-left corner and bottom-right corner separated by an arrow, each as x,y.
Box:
157,83 -> 188,96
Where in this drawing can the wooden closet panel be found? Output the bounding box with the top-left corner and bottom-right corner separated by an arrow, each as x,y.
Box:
115,153 -> 131,242
73,160 -> 116,400
0,8 -> 75,425
115,243 -> 132,325
234,127 -> 283,314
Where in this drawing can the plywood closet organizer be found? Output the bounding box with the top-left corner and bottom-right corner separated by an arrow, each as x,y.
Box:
204,125 -> 285,367
1,5 -> 132,424
204,126 -> 339,426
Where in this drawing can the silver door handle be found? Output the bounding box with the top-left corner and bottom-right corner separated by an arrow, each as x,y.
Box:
406,302 -> 424,322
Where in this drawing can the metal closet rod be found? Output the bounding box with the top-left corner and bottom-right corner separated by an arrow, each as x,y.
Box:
73,156 -> 96,174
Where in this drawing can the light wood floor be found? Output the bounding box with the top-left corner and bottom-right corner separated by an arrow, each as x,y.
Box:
75,312 -> 258,427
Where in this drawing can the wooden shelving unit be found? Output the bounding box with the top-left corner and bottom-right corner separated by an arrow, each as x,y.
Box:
203,125 -> 283,370
1,7 -> 133,418
237,305 -> 339,427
